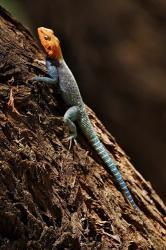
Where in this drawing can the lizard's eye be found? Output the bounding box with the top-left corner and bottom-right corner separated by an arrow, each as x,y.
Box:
44,35 -> 51,41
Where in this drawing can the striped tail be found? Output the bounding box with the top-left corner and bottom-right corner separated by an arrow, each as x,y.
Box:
79,112 -> 138,209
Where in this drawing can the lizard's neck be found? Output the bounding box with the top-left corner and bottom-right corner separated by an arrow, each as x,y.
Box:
58,59 -> 70,72
58,56 -> 65,65
52,44 -> 63,61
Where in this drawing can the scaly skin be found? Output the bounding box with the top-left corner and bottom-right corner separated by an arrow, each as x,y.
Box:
33,27 -> 138,209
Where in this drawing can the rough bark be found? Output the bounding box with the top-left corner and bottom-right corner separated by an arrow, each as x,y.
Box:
0,6 -> 165,250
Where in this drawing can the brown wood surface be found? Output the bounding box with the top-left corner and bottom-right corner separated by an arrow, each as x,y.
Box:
0,6 -> 165,250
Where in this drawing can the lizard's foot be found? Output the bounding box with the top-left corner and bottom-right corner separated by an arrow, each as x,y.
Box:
32,76 -> 42,81
64,133 -> 77,150
69,136 -> 77,150
65,133 -> 77,150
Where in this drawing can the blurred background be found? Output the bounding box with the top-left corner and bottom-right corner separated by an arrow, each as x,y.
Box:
1,0 -> 166,201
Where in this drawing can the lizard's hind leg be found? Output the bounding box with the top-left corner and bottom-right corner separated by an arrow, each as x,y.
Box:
64,106 -> 80,149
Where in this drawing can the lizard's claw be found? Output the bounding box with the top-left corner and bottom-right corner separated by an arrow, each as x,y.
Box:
64,135 -> 77,150
69,136 -> 77,150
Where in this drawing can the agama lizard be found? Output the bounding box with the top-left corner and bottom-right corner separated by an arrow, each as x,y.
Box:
33,27 -> 138,210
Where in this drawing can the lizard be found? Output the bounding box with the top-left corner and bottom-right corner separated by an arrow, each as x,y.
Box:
33,27 -> 138,210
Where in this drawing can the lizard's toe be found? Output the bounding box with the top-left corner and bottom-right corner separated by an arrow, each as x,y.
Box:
64,135 -> 77,150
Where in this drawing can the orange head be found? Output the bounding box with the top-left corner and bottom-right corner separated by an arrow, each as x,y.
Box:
37,27 -> 63,60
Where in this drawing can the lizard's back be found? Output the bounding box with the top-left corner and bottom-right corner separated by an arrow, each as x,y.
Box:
58,60 -> 83,107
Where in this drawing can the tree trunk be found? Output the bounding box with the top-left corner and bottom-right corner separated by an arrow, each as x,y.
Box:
0,6 -> 165,250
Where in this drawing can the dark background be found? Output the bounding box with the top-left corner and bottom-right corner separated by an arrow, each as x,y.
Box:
2,0 -> 166,201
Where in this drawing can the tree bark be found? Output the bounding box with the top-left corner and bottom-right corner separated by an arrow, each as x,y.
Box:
0,6 -> 165,250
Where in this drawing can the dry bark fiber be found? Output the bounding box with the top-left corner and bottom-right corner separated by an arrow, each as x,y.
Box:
0,6 -> 166,250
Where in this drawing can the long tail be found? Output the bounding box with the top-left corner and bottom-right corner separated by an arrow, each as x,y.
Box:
79,112 -> 138,209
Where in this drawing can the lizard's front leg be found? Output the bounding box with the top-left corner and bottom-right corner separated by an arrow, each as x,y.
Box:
33,76 -> 57,85
33,58 -> 58,85
64,106 -> 80,149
